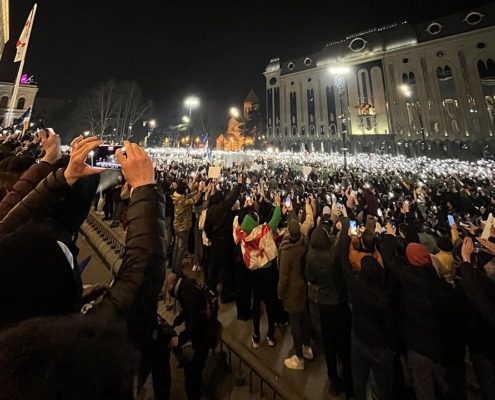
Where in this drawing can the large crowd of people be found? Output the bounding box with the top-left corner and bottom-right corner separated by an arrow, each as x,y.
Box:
1,128 -> 495,400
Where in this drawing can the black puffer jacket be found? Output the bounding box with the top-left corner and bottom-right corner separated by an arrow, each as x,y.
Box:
0,169 -> 166,352
90,183 -> 166,348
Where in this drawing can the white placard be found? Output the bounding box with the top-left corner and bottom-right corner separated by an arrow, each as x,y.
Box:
481,213 -> 494,239
302,166 -> 312,176
208,166 -> 221,179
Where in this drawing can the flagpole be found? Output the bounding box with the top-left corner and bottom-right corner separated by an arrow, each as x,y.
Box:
7,4 -> 37,127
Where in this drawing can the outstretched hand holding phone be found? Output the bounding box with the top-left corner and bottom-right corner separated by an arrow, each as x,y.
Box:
116,141 -> 155,189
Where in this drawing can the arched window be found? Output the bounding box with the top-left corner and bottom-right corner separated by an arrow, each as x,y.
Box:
16,97 -> 25,109
0,96 -> 8,108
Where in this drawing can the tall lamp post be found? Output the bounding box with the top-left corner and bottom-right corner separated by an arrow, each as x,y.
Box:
330,67 -> 350,171
184,96 -> 200,147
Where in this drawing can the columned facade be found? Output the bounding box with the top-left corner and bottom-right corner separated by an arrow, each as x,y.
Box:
264,4 -> 495,159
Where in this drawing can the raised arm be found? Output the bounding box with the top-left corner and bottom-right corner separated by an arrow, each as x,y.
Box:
0,130 -> 62,220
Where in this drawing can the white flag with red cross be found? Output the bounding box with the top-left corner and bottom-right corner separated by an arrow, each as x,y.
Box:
15,8 -> 35,63
233,217 -> 279,270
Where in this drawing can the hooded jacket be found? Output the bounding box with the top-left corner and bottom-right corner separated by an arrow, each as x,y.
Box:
277,232 -> 308,314
305,224 -> 348,306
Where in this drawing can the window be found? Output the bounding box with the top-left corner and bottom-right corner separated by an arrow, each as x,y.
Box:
304,58 -> 312,66
426,22 -> 443,35
464,11 -> 484,25
16,98 -> 25,109
288,62 -> 295,71
349,37 -> 367,52
0,96 -> 8,108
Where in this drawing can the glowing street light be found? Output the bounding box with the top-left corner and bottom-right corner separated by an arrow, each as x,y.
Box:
182,116 -> 190,124
229,107 -> 240,118
184,96 -> 200,118
149,120 -> 156,128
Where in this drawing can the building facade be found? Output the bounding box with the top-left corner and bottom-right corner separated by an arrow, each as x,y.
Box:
0,82 -> 38,126
264,4 -> 495,159
0,0 -> 9,60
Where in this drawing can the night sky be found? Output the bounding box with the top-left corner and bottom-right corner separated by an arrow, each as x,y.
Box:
1,0 -> 494,123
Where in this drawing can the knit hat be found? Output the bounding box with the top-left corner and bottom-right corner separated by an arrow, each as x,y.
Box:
288,219 -> 301,238
406,243 -> 432,267
322,206 -> 331,215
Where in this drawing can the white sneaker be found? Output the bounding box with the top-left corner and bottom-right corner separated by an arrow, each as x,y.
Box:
302,345 -> 314,360
284,355 -> 304,370
266,335 -> 276,348
251,335 -> 260,349
192,265 -> 198,272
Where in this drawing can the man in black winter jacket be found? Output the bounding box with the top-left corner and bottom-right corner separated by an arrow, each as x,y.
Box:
204,174 -> 242,302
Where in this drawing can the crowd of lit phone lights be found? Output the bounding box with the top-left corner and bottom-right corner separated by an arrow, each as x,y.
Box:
63,144 -> 495,189
143,148 -> 495,187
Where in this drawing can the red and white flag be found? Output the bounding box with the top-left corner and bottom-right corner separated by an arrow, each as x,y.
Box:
233,217 -> 279,270
15,7 -> 35,63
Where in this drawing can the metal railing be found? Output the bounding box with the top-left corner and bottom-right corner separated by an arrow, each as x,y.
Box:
80,210 -> 124,276
219,329 -> 305,400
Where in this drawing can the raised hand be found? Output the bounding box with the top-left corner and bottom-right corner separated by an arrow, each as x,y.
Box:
63,136 -> 105,186
116,141 -> 155,189
40,128 -> 62,164
461,237 -> 474,263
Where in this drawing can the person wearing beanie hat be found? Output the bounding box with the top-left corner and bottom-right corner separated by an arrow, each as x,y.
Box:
278,216 -> 312,371
406,243 -> 432,267
234,193 -> 282,349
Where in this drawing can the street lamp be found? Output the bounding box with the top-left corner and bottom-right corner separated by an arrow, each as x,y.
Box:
229,107 -> 240,118
184,96 -> 200,119
330,66 -> 351,171
184,96 -> 200,148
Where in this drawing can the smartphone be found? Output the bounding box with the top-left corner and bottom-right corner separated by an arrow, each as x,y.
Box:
285,197 -> 292,208
350,220 -> 357,236
447,215 -> 455,226
86,145 -> 124,169
377,208 -> 383,217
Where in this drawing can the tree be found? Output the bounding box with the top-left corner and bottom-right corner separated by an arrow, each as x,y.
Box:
114,81 -> 151,142
74,80 -> 152,142
92,80 -> 119,138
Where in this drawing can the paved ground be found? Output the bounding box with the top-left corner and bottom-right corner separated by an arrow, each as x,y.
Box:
78,221 -> 337,400
78,215 -> 482,400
